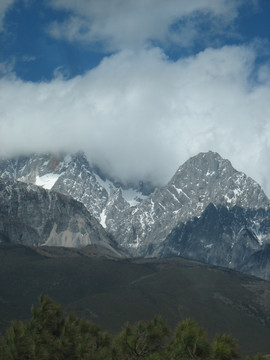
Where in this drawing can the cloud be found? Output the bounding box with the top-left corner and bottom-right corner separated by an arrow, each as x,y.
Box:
1,44 -> 270,196
46,0 -> 243,51
21,55 -> 37,63
0,59 -> 15,75
0,0 -> 16,31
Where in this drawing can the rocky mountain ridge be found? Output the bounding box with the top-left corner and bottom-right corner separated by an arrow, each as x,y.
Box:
1,150 -> 270,280
157,203 -> 270,267
0,152 -> 152,223
108,151 -> 270,256
0,178 -> 124,257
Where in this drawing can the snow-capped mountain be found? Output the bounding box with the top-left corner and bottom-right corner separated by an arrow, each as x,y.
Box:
1,150 -> 270,279
108,151 -> 270,256
0,152 -> 153,227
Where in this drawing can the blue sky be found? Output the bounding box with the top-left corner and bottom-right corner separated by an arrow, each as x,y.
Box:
1,0 -> 270,81
0,0 -> 106,81
0,0 -> 270,194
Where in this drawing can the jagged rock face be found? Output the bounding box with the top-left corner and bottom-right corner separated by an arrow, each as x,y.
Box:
0,152 -> 151,226
156,203 -> 270,275
239,244 -> 270,280
0,179 -> 123,257
1,150 -> 270,280
51,153 -> 110,220
109,151 -> 270,256
0,153 -> 110,220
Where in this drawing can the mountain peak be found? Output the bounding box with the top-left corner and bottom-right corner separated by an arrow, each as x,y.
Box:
112,150 -> 270,256
173,151 -> 235,181
1,150 -> 270,279
196,150 -> 222,159
170,151 -> 269,210
194,150 -> 233,168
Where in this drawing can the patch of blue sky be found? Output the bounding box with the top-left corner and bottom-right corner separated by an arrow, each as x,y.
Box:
0,1 -> 108,81
0,0 -> 269,83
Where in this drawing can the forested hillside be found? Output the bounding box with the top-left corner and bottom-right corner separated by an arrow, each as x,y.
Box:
0,295 -> 268,360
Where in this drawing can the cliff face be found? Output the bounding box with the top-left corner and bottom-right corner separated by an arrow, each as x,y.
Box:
0,179 -> 124,257
155,204 -> 270,275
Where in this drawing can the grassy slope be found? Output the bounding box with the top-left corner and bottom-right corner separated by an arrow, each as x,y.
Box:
1,243 -> 270,356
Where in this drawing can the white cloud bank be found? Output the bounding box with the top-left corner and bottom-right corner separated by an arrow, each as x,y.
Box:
1,0 -> 270,197
1,43 -> 270,195
46,0 -> 241,50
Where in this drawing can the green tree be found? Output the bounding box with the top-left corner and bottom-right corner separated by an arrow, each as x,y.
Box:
56,314 -> 112,360
169,318 -> 211,360
0,320 -> 34,360
113,315 -> 170,359
28,294 -> 66,359
212,333 -> 240,360
0,295 -> 112,360
1,295 -> 268,360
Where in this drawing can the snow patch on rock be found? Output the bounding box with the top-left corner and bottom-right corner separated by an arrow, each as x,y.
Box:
35,173 -> 61,190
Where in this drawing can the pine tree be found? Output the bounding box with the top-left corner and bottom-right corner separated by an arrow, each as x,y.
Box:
114,315 -> 170,359
169,318 -> 211,360
212,333 -> 240,360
